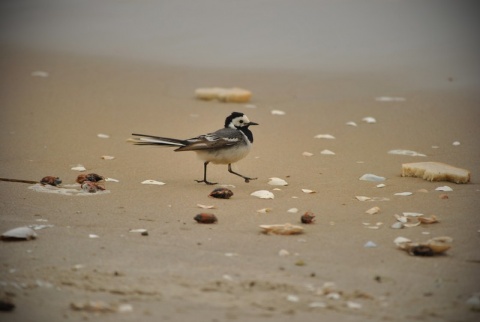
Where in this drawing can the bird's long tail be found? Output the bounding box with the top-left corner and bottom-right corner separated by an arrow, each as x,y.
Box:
130,133 -> 187,147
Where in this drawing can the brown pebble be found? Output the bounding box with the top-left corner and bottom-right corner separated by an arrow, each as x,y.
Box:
194,213 -> 218,224
439,194 -> 449,199
301,211 -> 315,224
209,187 -> 233,199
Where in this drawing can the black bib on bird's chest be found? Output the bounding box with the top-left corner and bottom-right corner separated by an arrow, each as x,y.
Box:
239,127 -> 254,143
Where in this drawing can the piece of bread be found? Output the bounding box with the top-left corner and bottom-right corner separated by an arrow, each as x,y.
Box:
401,162 -> 470,184
195,87 -> 252,103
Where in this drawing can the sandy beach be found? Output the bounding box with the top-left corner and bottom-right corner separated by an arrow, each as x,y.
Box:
1,1 -> 480,321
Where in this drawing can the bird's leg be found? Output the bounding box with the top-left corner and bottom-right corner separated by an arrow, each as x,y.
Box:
195,161 -> 217,185
228,164 -> 257,183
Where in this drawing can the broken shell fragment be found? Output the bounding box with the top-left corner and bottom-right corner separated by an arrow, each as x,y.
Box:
251,190 -> 274,199
40,176 -> 62,186
76,173 -> 104,184
389,149 -> 426,157
194,213 -> 218,224
209,187 -> 234,199
259,223 -> 304,235
81,182 -> 101,193
365,207 -> 380,215
320,149 -> 335,155
362,116 -> 376,124
401,161 -> 470,183
1,227 -> 37,241
418,215 -> 439,224
268,177 -> 288,186
257,208 -> 272,213
301,189 -> 316,194
141,179 -> 165,185
71,165 -> 86,172
314,134 -> 335,139
394,236 -> 452,256
359,174 -> 385,182
301,212 -> 315,224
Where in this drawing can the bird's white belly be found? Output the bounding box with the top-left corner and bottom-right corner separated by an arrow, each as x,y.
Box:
195,145 -> 251,164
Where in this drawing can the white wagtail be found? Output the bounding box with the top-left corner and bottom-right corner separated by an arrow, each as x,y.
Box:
131,112 -> 258,185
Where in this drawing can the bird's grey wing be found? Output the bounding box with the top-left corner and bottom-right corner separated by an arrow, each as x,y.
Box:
175,128 -> 241,152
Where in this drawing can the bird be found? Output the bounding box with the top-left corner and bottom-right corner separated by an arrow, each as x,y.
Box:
131,112 -> 258,185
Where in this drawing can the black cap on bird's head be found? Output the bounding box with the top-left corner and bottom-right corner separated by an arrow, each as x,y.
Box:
225,112 -> 259,129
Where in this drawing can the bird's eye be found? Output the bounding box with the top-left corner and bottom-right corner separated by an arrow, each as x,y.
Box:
239,120 -> 244,123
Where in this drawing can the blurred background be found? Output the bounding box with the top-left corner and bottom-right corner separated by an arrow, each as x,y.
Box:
1,0 -> 479,82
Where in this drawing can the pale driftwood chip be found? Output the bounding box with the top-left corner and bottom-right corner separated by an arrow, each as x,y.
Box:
195,87 -> 252,103
401,162 -> 470,184
259,223 -> 304,235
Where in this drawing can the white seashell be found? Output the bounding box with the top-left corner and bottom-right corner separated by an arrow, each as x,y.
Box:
101,155 -> 115,160
356,196 -> 371,201
314,134 -> 335,139
404,221 -> 421,228
388,149 -> 426,157
326,292 -> 341,300
347,301 -> 363,309
402,212 -> 422,217
89,234 -> 99,238
395,192 -> 412,196
31,71 -> 49,77
466,294 -> 480,311
129,229 -> 147,233
393,236 -> 411,246
278,249 -> 290,256
268,177 -> 288,186
250,190 -> 274,199
391,222 -> 404,229
452,141 -> 461,146
71,165 -> 86,172
435,186 -> 453,192
365,206 -> 380,215
197,204 -> 216,209
244,104 -> 257,109
287,208 -> 299,213
105,177 -> 119,182
97,133 -> 110,139
257,208 -> 272,213
301,189 -> 316,194
141,180 -> 166,185
320,149 -> 335,155
394,214 -> 408,223
346,121 -> 357,127
1,227 -> 37,240
28,224 -> 54,230
271,110 -> 286,115
302,151 -> 314,157
376,184 -> 386,188
286,295 -> 300,303
118,304 -> 133,313
362,117 -> 376,124
375,96 -> 406,102
364,241 -> 377,248
359,174 -> 385,182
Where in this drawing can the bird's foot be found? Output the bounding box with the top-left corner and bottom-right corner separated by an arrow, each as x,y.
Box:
244,177 -> 257,183
195,179 -> 217,185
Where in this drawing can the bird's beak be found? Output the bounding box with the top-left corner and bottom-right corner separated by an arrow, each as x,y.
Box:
248,122 -> 259,126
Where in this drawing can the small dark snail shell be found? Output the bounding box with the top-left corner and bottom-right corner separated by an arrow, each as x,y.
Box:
40,176 -> 62,186
194,213 -> 218,224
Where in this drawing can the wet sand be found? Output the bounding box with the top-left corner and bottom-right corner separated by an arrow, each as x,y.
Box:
1,45 -> 479,322
1,1 -> 480,321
